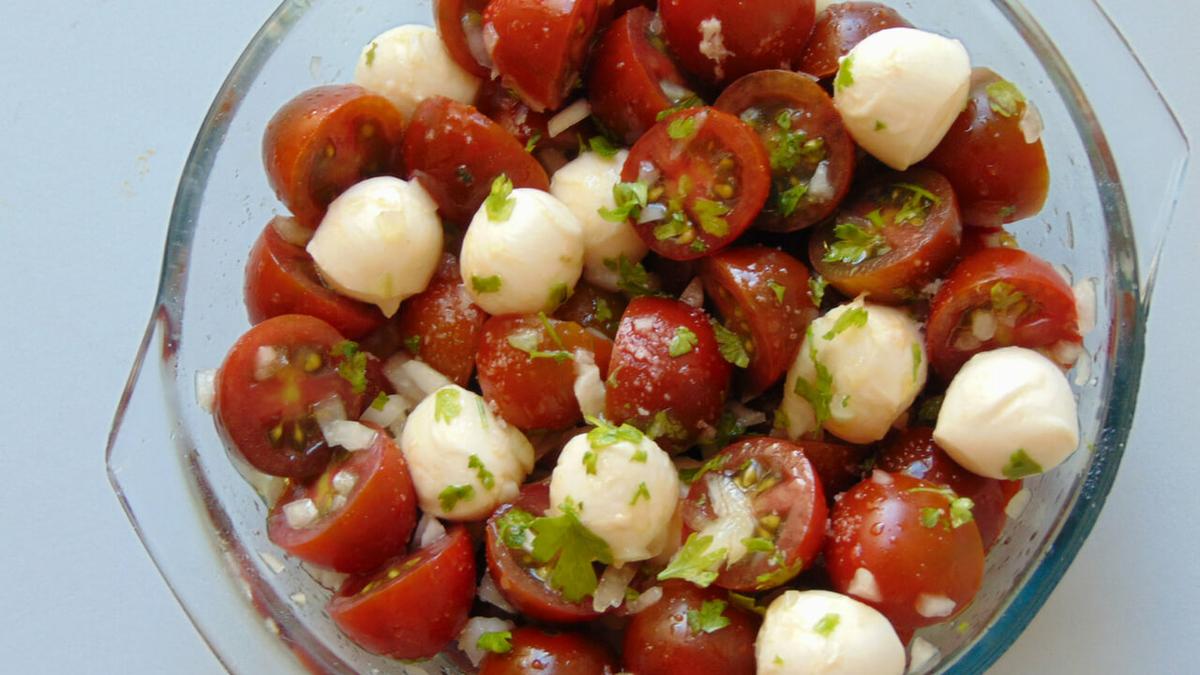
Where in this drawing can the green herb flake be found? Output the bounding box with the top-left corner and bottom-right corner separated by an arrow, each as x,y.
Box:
472,275 -> 502,294
809,275 -> 828,306
986,80 -> 1026,118
694,198 -> 731,237
670,326 -> 699,357
823,221 -> 892,265
1003,448 -> 1044,479
920,506 -> 943,529
370,391 -> 389,411
680,453 -> 729,485
403,334 -> 421,356
588,135 -> 620,158
524,132 -> 542,153
742,537 -> 775,554
754,558 -> 804,588
497,507 -> 535,549
910,486 -> 976,529
476,631 -> 512,654
646,410 -> 688,442
547,283 -> 571,311
586,415 -> 645,449
893,182 -> 942,225
728,592 -> 767,616
333,341 -> 368,394
594,298 -> 614,324
668,115 -> 699,140
364,41 -> 378,67
712,321 -> 750,368
813,613 -> 841,637
823,306 -> 869,340
687,599 -> 732,635
485,174 -> 516,221
835,54 -> 855,92
529,500 -> 614,602
794,328 -> 834,424
653,211 -> 690,241
599,181 -> 650,222
468,454 -> 495,490
507,321 -> 574,364
604,254 -> 660,298
912,343 -> 923,383
657,533 -> 727,587
778,182 -> 808,217
990,281 -> 1026,313
438,484 -> 474,512
874,119 -> 887,131
434,388 -> 462,424
630,482 -> 651,505
656,95 -> 705,121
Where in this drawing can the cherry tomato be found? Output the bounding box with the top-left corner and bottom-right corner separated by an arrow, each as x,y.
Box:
798,2 -> 911,79
434,0 -> 492,78
597,0 -> 656,27
605,297 -> 732,452
477,315 -> 614,430
588,7 -> 697,146
959,226 -> 1019,260
554,282 -> 628,339
484,0 -> 600,112
215,316 -> 370,479
392,253 -> 488,387
267,427 -> 417,573
486,483 -> 604,623
480,628 -> 618,675
809,168 -> 962,303
403,97 -> 550,225
926,247 -> 1081,379
714,70 -> 856,232
682,437 -> 827,591
624,107 -> 771,260
622,580 -> 759,675
794,439 -> 870,498
329,526 -> 476,659
825,472 -> 984,633
659,0 -> 816,87
699,246 -> 819,397
263,85 -> 405,229
924,68 -> 1050,228
474,78 -> 594,171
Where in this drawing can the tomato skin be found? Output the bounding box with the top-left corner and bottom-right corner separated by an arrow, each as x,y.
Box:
926,247 -> 1080,379
699,246 -> 818,397
435,0 -> 492,78
329,527 -> 476,659
263,85 -> 405,229
484,0 -> 600,112
622,580 -> 759,675
480,628 -> 619,675
794,439 -> 871,499
392,253 -> 488,387
474,78 -> 594,174
924,68 -> 1050,228
553,282 -> 628,339
403,97 -> 550,225
825,472 -> 984,633
798,2 -> 912,79
605,297 -> 732,452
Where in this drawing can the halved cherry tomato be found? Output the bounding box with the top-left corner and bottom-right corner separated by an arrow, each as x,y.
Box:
794,439 -> 870,498
659,0 -> 816,87
328,526 -> 476,659
263,85 -> 405,229
826,472 -> 984,634
624,107 -> 771,260
605,297 -> 732,452
554,282 -> 628,339
474,78 -> 593,172
480,628 -> 619,675
588,7 -> 697,146
699,246 -> 818,397
715,70 -> 855,232
809,168 -> 962,303
924,68 -> 1050,227
215,316 -> 371,479
681,437 -> 827,591
434,0 -> 492,78
244,218 -> 386,339
486,483 -> 604,623
392,253 -> 488,387
267,426 -> 417,573
597,0 -> 656,27
403,97 -> 550,225
477,315 -> 614,430
622,580 -> 759,675
926,247 -> 1081,379
483,0 -> 600,112
798,2 -> 912,79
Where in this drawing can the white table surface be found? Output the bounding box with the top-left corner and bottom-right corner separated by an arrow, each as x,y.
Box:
0,1 -> 1195,672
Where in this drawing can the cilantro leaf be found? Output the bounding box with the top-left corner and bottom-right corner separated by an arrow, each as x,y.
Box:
438,484 -> 474,512
646,410 -> 688,442
990,281 -> 1026,313
333,341 -> 368,394
485,174 -> 516,221
754,558 -> 804,589
604,254 -> 660,298
767,280 -> 787,304
920,506 -> 943,529
599,181 -> 649,222
986,80 -> 1026,118
809,274 -> 828,306
403,334 -> 421,355
823,221 -> 891,265
823,306 -> 869,340
477,631 -> 513,654
912,342 -> 923,383
669,326 -> 699,357
657,533 -> 727,587
728,592 -> 767,616
588,135 -> 619,158
1003,448 -> 1044,479
834,54 -> 855,92
530,501 -> 614,602
712,321 -> 750,368
910,486 -> 976,529
630,482 -> 651,505
794,328 -> 833,424
546,282 -> 570,311
364,41 -> 378,67
594,298 -> 613,325
668,115 -> 698,140
694,198 -> 730,237
472,275 -> 502,294
586,415 -> 646,448
687,599 -> 732,634
742,537 -> 775,553
656,95 -> 704,121
468,454 -> 495,489
434,388 -> 462,424
370,391 -> 389,411
778,182 -> 808,216
507,326 -> 574,364
525,132 -> 542,153
813,613 -> 841,637
497,507 -> 535,549
893,182 -> 941,225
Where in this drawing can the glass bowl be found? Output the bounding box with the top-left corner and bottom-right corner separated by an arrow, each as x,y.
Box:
106,0 -> 1188,672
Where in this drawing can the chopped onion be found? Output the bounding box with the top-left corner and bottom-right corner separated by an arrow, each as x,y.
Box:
848,567 -> 882,602
264,618 -> 280,635
465,18 -> 494,71
808,161 -> 834,202
921,279 -> 944,298
289,592 -> 307,605
383,353 -> 453,402
694,474 -> 756,567
908,637 -> 941,675
283,498 -> 319,529
330,494 -> 347,511
322,420 -> 378,451
637,202 -> 669,224
915,593 -> 956,618
547,99 -> 591,138
593,564 -> 638,613
1074,277 -> 1097,335
271,214 -> 313,247
625,585 -> 663,614
1005,487 -> 1032,519
482,22 -> 500,62
313,395 -> 348,436
659,79 -> 691,103
195,369 -> 217,413
572,349 -> 607,418
360,393 -> 413,433
332,470 -> 357,495
1049,340 -> 1084,367
458,616 -> 515,667
258,551 -> 286,575
415,512 -> 448,548
478,572 -> 516,613
229,452 -> 289,507
970,310 -> 998,342
1019,100 -> 1044,144
637,160 -> 661,186
871,469 -> 893,486
679,277 -> 705,308
301,562 -> 348,591
254,345 -> 285,381
729,402 -> 767,429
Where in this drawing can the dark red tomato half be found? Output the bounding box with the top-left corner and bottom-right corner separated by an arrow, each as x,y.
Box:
484,0 -> 600,112
605,297 -> 732,452
597,0 -> 656,27
682,437 -> 827,591
263,85 -> 405,229
659,0 -> 816,87
809,168 -> 962,303
926,247 -> 1081,379
715,70 -> 856,232
554,281 -> 628,339
826,472 -> 984,634
477,315 -> 614,431
798,2 -> 912,79
795,439 -> 870,498
474,78 -> 593,172
215,315 -> 370,479
924,68 -> 1050,228
486,483 -> 605,623
588,6 -> 698,146
435,0 -> 492,78
392,253 -> 488,387
480,628 -> 619,675
329,526 -> 476,659
624,107 -> 771,260
267,426 -> 417,573
403,97 -> 550,225
622,580 -> 759,675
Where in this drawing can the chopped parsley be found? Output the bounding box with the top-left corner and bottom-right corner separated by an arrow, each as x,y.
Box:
765,280 -> 787,305
823,306 -> 869,340
586,415 -> 645,448
594,297 -> 614,325
525,132 -> 542,153
507,317 -> 574,364
893,182 -> 942,225
986,80 -> 1026,118
920,507 -> 943,529
668,115 -> 699,140
712,321 -> 750,368
728,592 -> 767,616
694,198 -> 731,237
874,119 -> 887,131
476,631 -> 513,654
990,281 -> 1026,313
1003,448 -> 1044,479
370,391 -> 389,411
778,182 -> 808,217
754,559 -> 804,588
823,220 -> 891,265
809,274 -> 828,306
333,341 -> 368,393
679,453 -> 729,484
834,54 -> 855,92
529,500 -> 614,602
911,486 -> 976,529
794,328 -> 834,424
630,482 -> 651,505
669,326 -> 699,357
472,275 -> 502,294
434,388 -> 462,424
485,174 -> 516,221
438,484 -> 474,512
657,533 -> 726,587
496,507 -> 535,549
599,181 -> 649,222
742,537 -> 775,554
646,410 -> 688,442
653,211 -> 690,241
605,254 -> 660,298
468,454 -> 495,490
700,410 -> 747,454
547,282 -> 570,311
403,334 -> 421,356
364,41 -> 378,67
767,116 -> 825,173
588,135 -> 620,158
813,613 -> 841,637
912,343 -> 923,383
687,599 -> 732,634
656,95 -> 705,121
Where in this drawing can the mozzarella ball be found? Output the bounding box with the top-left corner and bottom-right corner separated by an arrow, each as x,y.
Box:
307,177 -> 442,317
353,25 -> 481,119
814,0 -> 840,13
934,347 -> 1079,479
781,299 -> 927,444
460,188 -> 585,315
400,385 -> 535,521
549,150 -> 648,292
756,590 -> 905,675
833,28 -> 971,170
549,430 -> 680,563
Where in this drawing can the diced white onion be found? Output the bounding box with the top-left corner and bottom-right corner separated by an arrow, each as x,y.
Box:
289,592 -> 307,605
313,396 -> 348,437
921,279 -> 944,298
1005,487 -> 1032,519
1019,100 -> 1044,144
848,567 -> 882,602
301,562 -> 348,591
679,277 -> 705,308
254,346 -> 284,381
478,572 -> 516,613
908,637 -> 941,675
258,551 -> 286,575
195,369 -> 217,413
593,564 -> 639,613
625,585 -> 663,614
383,353 -> 453,402
871,470 -> 893,486
637,161 -> 661,186
729,402 -> 767,429
808,161 -> 835,202
1049,340 -> 1084,367
637,202 -> 669,224
271,214 -> 313,247
970,310 -> 998,342
547,99 -> 591,138
458,616 -> 515,667
283,498 -> 320,529
332,470 -> 357,495
572,349 -> 607,419
360,393 -> 413,433
415,512 -> 449,548
330,494 -> 348,511
695,474 -> 757,567
322,420 -> 378,451
915,593 -> 956,618
1074,277 -> 1097,335
659,79 -> 691,103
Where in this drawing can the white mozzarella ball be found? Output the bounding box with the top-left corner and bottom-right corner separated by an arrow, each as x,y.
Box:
353,25 -> 481,119
400,385 -> 535,521
756,590 -> 905,675
833,28 -> 971,170
460,188 -> 585,315
934,347 -> 1079,479
549,150 -> 648,292
549,430 -> 680,563
306,177 -> 442,317
781,299 -> 927,444
814,0 -> 840,14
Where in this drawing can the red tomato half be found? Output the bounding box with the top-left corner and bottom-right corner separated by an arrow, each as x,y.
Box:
435,0 -> 492,78
554,282 -> 628,339
329,527 -> 476,659
392,253 -> 488,387
798,2 -> 911,79
263,85 -> 405,229
480,628 -> 619,675
474,78 -> 593,171
795,439 -> 870,498
484,0 -> 600,112
622,580 -> 759,675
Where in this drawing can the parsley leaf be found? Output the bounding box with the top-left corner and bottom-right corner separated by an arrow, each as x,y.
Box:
794,328 -> 833,424
778,182 -> 808,216
370,391 -> 389,411
658,533 -> 727,587
507,321 -> 574,364
477,631 -> 513,654
912,342 -> 923,383
438,484 -> 474,512
986,80 -> 1026,118
893,182 -> 941,225
485,174 -> 516,221
679,453 -> 729,484
599,181 -> 649,222
694,198 -> 731,237
823,220 -> 891,265
668,115 -> 698,140
687,599 -> 732,634
1003,448 -> 1044,479
809,274 -> 828,306
728,592 -> 767,616
990,281 -> 1026,313
604,254 -> 660,298
594,297 -> 613,324
767,280 -> 787,304
472,275 -> 502,294
712,321 -> 750,368
670,326 -> 699,357
920,506 -> 943,529
823,306 -> 869,340
910,487 -> 976,529
364,41 -> 378,67
646,410 -> 688,442
547,282 -> 570,311
834,54 -> 855,92
630,482 -> 651,505
586,415 -> 645,448
333,341 -> 368,394
588,135 -> 620,158
742,537 -> 775,553
497,507 -> 535,549
525,132 -> 541,153
754,559 -> 804,588
468,454 -> 495,489
403,334 -> 421,355
813,613 -> 841,637
656,95 -> 704,121
434,388 -> 462,424
530,500 -> 614,602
